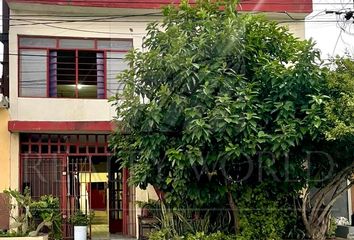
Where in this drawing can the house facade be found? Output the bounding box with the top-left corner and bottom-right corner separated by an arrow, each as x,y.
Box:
1,0 -> 312,239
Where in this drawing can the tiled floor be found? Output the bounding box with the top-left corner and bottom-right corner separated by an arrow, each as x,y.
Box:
90,210 -> 136,240
91,234 -> 136,240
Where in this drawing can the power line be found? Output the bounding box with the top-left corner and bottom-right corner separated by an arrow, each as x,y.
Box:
6,12 -> 163,26
6,1 -> 354,5
4,52 -> 128,60
332,28 -> 344,56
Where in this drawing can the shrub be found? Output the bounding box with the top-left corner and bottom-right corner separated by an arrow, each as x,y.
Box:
186,231 -> 236,240
148,231 -> 236,240
236,186 -> 289,240
3,188 -> 62,239
69,211 -> 94,226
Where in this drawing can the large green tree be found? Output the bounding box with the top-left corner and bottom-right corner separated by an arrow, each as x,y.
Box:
109,0 -> 349,238
300,57 -> 354,240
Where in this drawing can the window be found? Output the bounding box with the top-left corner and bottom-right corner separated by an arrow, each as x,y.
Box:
19,37 -> 132,98
50,50 -> 104,98
19,50 -> 47,97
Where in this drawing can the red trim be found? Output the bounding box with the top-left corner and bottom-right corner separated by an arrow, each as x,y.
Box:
122,168 -> 129,235
103,51 -> 107,99
8,121 -> 116,132
18,36 -> 132,99
6,0 -> 313,13
19,35 -> 133,48
61,156 -> 68,236
46,49 -> 50,97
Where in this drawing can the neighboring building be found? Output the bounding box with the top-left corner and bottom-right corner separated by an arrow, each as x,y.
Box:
0,96 -> 10,231
2,0 -> 312,239
0,0 -> 11,231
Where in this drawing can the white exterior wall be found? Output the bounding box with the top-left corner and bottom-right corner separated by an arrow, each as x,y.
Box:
8,7 -> 305,123
9,10 -> 154,122
306,0 -> 354,58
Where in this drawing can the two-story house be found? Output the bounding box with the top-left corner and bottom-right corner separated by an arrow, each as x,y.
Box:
1,0 -> 312,239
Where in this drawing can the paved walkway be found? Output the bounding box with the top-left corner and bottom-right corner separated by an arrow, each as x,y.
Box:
92,235 -> 136,240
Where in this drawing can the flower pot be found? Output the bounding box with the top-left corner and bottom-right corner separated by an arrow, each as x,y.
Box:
74,226 -> 87,240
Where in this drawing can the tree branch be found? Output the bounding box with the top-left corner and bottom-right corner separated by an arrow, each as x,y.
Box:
318,180 -> 354,224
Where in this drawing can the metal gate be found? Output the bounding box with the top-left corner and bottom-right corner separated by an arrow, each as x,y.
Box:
20,133 -> 136,239
20,154 -> 69,237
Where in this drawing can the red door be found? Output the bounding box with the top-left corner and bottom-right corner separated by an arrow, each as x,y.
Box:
108,157 -> 123,233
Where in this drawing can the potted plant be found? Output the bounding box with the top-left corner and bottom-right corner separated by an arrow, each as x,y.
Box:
69,211 -> 93,240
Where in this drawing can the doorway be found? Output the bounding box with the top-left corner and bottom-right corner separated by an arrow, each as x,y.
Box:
20,133 -> 135,239
89,155 -> 124,238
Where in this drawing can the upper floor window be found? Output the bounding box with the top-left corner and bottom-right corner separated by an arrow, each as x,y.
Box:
19,36 -> 132,99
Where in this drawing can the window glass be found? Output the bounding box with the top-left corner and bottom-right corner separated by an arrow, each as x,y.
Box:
78,51 -> 99,99
19,37 -> 56,48
19,50 -> 47,97
19,37 -> 132,99
54,50 -> 76,98
106,52 -> 128,97
97,40 -> 133,50
50,50 -> 103,98
59,39 -> 95,49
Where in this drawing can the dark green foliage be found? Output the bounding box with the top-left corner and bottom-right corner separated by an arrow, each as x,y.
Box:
69,211 -> 94,226
110,0 -> 331,238
3,188 -> 62,239
324,57 -> 354,139
149,230 -> 236,240
111,0 -> 324,205
145,200 -> 231,238
299,57 -> 354,240
237,186 -> 288,240
30,195 -> 62,239
0,230 -> 27,237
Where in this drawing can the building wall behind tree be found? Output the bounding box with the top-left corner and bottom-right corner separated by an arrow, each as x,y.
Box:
5,3 -> 309,235
0,109 -> 10,230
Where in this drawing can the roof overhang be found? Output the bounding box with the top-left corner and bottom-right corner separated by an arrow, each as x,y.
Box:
6,0 -> 313,14
8,121 -> 116,133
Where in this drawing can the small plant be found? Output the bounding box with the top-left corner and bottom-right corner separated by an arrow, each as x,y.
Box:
326,216 -> 337,238
3,188 -> 62,239
4,188 -> 33,236
30,195 -> 62,239
69,211 -> 94,226
186,231 -> 236,240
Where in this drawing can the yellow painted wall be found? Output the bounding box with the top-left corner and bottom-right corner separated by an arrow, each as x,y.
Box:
0,109 -> 10,191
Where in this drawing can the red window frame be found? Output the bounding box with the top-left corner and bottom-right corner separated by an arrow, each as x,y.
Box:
20,133 -> 111,155
18,36 -> 132,99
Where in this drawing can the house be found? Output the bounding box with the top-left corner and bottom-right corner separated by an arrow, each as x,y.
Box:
1,0 -> 312,239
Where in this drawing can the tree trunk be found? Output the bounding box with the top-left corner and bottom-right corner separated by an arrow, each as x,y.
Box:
227,190 -> 240,234
302,190 -> 332,240
305,213 -> 330,240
